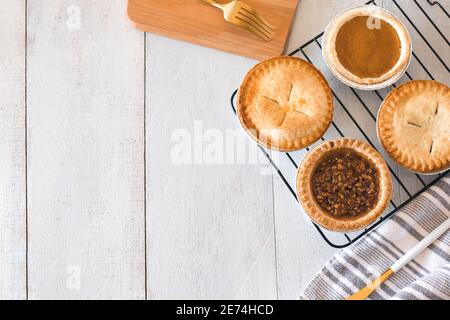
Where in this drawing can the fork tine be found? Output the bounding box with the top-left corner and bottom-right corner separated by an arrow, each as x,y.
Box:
236,11 -> 272,39
237,9 -> 272,36
235,15 -> 271,41
240,5 -> 273,31
237,11 -> 271,37
235,17 -> 270,41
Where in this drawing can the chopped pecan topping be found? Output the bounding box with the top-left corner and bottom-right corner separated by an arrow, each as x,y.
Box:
311,148 -> 380,218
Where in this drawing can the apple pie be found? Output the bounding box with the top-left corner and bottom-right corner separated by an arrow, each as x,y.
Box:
377,80 -> 450,174
237,56 -> 334,151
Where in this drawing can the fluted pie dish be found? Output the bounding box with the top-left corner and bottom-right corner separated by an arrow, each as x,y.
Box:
237,56 -> 334,152
296,138 -> 392,232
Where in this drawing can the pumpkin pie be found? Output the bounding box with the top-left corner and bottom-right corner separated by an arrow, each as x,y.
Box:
377,80 -> 450,174
322,5 -> 411,89
296,138 -> 392,232
237,56 -> 334,151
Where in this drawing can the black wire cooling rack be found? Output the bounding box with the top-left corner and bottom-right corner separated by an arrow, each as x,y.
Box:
230,0 -> 450,248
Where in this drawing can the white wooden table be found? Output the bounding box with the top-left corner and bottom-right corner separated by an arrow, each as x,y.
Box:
1,0 -> 447,300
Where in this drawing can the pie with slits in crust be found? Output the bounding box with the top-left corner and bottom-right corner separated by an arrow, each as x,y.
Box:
237,56 -> 334,152
377,80 -> 450,174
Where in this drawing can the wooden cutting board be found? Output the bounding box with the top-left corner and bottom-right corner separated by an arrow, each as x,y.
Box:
127,0 -> 299,60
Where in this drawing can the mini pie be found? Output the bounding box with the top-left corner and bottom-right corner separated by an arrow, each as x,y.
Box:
377,80 -> 450,174
296,138 -> 392,232
322,5 -> 411,88
237,56 -> 334,152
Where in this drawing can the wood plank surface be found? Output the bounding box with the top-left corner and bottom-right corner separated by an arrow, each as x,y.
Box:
0,0 -> 26,300
128,0 -> 299,60
145,34 -> 277,299
26,0 -> 145,299
2,0 -> 446,300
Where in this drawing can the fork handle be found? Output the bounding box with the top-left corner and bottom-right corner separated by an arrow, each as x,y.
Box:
200,0 -> 223,9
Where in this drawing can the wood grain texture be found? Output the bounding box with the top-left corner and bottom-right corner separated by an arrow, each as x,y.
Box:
2,0 -> 446,300
145,35 -> 277,299
26,0 -> 145,299
0,0 -> 26,300
128,0 -> 299,60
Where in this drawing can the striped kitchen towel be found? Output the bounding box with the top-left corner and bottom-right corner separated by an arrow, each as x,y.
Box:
300,174 -> 450,300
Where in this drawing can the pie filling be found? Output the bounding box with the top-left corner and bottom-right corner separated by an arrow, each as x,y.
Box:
335,15 -> 401,79
311,148 -> 380,218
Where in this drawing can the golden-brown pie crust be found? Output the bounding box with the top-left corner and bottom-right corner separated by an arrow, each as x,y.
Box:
322,5 -> 411,88
377,80 -> 450,174
237,56 -> 334,152
296,138 -> 392,232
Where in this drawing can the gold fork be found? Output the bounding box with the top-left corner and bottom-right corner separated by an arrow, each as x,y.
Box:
200,0 -> 273,42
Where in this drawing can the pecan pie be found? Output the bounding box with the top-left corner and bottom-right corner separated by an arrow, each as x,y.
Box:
296,138 -> 392,232
377,80 -> 450,174
322,5 -> 411,89
237,56 -> 334,151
